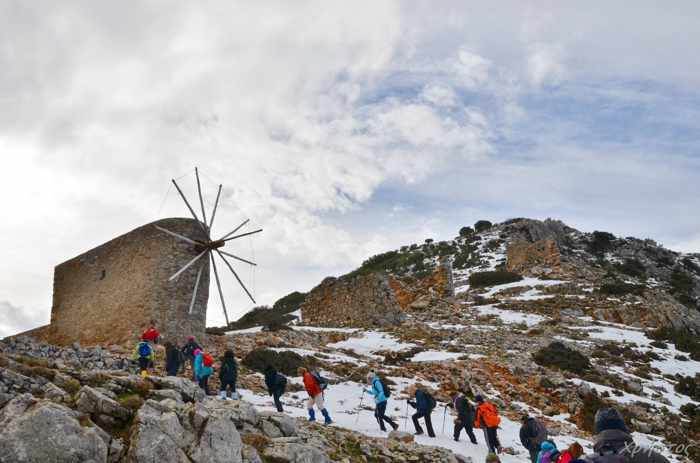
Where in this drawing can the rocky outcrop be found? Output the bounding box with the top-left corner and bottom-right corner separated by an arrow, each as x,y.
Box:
506,239 -> 562,276
301,274 -> 405,328
0,394 -> 109,462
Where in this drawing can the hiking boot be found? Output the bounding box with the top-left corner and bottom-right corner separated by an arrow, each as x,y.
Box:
391,423 -> 399,431
415,430 -> 424,436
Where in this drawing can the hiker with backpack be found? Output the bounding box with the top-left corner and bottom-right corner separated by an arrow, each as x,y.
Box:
299,367 -> 332,424
407,385 -> 436,437
141,320 -> 160,344
537,440 -> 560,463
559,442 -> 584,463
194,348 -> 214,394
452,390 -> 478,444
181,336 -> 202,381
474,395 -> 502,453
520,414 -> 549,463
364,371 -> 398,432
264,365 -> 287,412
164,342 -> 182,377
218,350 -> 238,400
132,337 -> 155,377
584,408 -> 669,463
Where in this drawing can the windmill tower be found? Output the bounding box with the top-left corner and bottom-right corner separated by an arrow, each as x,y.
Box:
155,167 -> 261,327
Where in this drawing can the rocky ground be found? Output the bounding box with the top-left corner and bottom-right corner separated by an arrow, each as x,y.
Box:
2,218 -> 699,462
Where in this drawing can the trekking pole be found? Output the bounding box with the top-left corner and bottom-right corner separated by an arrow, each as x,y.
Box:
403,399 -> 409,431
355,389 -> 365,425
442,405 -> 447,435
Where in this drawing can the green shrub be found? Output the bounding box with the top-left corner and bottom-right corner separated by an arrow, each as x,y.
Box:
459,226 -> 474,237
474,220 -> 492,233
675,374 -> 700,401
597,282 -> 645,296
588,231 -> 616,256
615,259 -> 646,278
469,270 -> 522,287
532,341 -> 591,374
242,348 -> 315,376
648,327 -> 700,361
682,257 -> 700,276
118,393 -> 144,411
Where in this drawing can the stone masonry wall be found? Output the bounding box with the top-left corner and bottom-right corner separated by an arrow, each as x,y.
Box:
44,218 -> 210,346
300,273 -> 405,328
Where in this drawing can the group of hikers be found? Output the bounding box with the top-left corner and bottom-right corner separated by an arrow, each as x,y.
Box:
130,322 -> 669,463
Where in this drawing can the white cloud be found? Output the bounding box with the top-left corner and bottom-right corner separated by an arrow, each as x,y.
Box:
420,83 -> 458,108
527,42 -> 566,87
453,49 -> 492,88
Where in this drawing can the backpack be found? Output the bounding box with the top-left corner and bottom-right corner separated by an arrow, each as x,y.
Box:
426,392 -> 436,411
202,352 -> 214,367
312,371 -> 329,390
541,450 -> 560,463
379,377 -> 392,398
276,373 -> 288,388
138,342 -> 152,358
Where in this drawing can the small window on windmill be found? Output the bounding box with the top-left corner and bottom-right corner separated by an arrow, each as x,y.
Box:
100,269 -> 106,280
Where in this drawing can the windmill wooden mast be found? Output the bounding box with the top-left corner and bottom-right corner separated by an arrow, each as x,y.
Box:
155,167 -> 261,326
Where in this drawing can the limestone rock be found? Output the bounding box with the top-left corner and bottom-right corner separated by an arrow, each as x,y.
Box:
149,375 -> 205,402
506,239 -> 561,277
76,385 -> 131,421
126,400 -> 191,462
0,398 -> 108,462
189,412 -> 243,463
388,430 -> 415,443
262,442 -> 330,463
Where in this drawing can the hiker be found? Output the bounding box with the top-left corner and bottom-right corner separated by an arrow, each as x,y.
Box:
520,414 -> 549,463
559,442 -> 584,463
452,390 -> 478,444
474,395 -> 502,453
584,408 -> 669,463
407,385 -> 436,437
194,348 -> 214,394
537,440 -> 559,463
132,337 -> 155,377
164,342 -> 182,377
218,350 -> 238,400
364,371 -> 398,432
181,336 -> 202,381
264,365 -> 287,412
299,367 -> 332,424
141,320 -> 160,344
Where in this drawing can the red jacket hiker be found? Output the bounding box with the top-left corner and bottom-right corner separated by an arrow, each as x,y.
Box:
302,371 -> 322,397
142,327 -> 160,343
474,401 -> 501,428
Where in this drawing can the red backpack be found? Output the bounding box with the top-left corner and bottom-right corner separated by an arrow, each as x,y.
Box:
202,352 -> 214,367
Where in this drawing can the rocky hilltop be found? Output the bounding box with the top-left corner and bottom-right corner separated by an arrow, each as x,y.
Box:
2,218 -> 699,462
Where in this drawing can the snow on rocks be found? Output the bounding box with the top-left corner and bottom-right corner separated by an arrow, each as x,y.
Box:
327,331 -> 417,358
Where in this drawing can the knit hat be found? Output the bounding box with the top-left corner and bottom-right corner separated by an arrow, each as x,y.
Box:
594,407 -> 629,434
475,394 -> 484,403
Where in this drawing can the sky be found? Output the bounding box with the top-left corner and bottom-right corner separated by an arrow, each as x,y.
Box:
1,1 -> 699,337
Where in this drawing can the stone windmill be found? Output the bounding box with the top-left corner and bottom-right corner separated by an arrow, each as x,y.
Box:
155,167 -> 261,327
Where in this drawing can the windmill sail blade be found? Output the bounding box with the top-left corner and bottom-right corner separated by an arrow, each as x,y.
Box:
219,250 -> 257,266
154,225 -> 202,246
168,249 -> 208,281
172,178 -> 209,236
219,219 -> 249,241
216,250 -> 256,304
211,256 -> 230,326
222,228 -> 263,242
188,262 -> 205,314
208,184 -> 222,230
195,167 -> 208,227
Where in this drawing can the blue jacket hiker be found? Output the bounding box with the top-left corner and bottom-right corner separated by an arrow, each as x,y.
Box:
193,349 -> 213,394
365,372 -> 398,432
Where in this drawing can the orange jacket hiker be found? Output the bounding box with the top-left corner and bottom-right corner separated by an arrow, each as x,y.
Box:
302,371 -> 322,397
474,401 -> 501,428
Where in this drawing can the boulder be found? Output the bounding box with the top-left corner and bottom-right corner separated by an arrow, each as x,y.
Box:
189,412 -> 243,462
126,400 -> 191,462
262,442 -> 330,463
0,398 -> 108,462
149,376 -> 205,402
76,385 -> 131,421
388,430 -> 414,443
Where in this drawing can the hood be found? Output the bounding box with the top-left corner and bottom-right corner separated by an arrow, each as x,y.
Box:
540,441 -> 556,452
593,429 -> 634,454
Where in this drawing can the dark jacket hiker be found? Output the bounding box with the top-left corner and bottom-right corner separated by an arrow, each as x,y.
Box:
408,388 -> 436,437
452,393 -> 477,444
264,366 -> 287,412
164,342 -> 182,377
218,350 -> 238,400
520,415 -> 548,463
